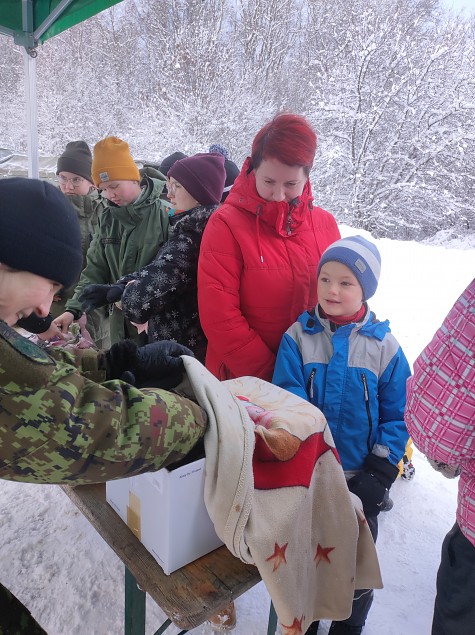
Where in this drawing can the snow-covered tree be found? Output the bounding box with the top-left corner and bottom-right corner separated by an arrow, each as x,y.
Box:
0,0 -> 473,239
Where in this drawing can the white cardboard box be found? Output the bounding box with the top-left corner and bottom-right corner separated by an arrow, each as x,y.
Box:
106,457 -> 223,575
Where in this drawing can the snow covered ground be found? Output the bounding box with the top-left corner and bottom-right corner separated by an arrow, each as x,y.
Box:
0,226 -> 473,635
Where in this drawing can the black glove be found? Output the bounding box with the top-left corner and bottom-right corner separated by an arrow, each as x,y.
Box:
106,339 -> 194,389
347,454 -> 399,517
79,283 -> 125,313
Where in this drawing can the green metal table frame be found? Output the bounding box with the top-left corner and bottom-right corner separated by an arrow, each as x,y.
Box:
60,484 -> 277,635
124,567 -> 278,635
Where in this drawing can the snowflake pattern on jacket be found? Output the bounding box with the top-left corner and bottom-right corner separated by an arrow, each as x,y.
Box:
119,204 -> 218,362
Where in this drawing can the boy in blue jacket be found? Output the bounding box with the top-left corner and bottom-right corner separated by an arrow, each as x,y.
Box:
273,235 -> 411,635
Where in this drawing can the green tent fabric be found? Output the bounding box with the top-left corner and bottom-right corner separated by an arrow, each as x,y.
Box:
0,0 -> 123,48
0,0 -> 124,177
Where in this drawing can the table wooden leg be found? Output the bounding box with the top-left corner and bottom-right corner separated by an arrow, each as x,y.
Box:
267,601 -> 278,635
125,567 -> 146,635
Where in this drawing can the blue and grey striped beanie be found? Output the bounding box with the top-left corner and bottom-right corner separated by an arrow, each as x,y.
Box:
318,235 -> 381,300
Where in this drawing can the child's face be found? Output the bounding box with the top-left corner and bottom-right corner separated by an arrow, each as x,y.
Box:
317,261 -> 363,317
99,180 -> 141,206
167,177 -> 199,211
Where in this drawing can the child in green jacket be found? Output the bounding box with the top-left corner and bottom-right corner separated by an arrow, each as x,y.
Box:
54,136 -> 170,345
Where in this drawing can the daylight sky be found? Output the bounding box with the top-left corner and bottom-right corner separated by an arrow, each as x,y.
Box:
442,0 -> 475,12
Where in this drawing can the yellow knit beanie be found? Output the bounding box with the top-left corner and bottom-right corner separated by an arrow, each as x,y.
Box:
92,136 -> 141,186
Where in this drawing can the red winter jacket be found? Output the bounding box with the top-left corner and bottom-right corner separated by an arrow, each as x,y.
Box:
198,158 -> 340,381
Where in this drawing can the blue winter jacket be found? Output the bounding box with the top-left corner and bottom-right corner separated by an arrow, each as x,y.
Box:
272,307 -> 411,471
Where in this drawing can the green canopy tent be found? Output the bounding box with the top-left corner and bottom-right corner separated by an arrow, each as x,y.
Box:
0,0 -> 123,177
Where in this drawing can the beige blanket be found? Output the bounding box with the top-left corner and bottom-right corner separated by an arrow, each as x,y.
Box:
181,357 -> 382,633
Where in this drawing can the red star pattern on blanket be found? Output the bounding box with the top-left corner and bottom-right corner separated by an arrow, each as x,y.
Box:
253,430 -> 340,490
281,616 -> 304,634
266,542 -> 288,571
314,543 -> 335,567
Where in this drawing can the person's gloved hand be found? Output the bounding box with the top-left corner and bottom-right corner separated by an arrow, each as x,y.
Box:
79,283 -> 125,313
106,339 -> 194,389
347,454 -> 399,517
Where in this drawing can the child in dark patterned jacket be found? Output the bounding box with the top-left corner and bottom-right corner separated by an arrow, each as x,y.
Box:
272,235 -> 411,635
79,153 -> 226,362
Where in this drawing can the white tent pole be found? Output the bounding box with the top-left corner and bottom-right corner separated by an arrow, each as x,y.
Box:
21,0 -> 39,179
23,47 -> 39,179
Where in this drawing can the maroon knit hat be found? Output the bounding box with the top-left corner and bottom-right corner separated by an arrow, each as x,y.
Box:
168,152 -> 226,206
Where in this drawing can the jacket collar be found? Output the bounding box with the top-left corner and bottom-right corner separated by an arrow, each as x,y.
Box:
225,157 -> 314,237
170,203 -> 218,227
299,306 -> 391,341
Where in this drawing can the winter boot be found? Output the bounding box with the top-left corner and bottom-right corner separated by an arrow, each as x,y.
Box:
401,454 -> 416,481
305,621 -> 320,634
328,621 -> 363,634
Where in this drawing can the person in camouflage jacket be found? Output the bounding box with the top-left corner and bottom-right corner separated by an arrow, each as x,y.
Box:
0,177 -> 206,482
0,178 -> 207,633
79,153 -> 226,362
54,137 -> 170,346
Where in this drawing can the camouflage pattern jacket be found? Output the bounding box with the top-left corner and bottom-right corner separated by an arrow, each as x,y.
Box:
0,321 -> 207,484
65,176 -> 170,345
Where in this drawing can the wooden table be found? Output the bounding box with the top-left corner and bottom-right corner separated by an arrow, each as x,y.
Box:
61,484 -> 278,635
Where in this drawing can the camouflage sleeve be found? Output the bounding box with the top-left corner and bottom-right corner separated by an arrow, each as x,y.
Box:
0,324 -> 207,485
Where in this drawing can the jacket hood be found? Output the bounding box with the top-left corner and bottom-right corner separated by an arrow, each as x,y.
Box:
225,157 -> 314,238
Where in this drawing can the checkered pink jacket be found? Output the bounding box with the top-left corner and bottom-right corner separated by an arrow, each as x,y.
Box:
405,279 -> 475,546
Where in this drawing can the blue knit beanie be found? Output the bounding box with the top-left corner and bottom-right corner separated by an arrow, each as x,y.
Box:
318,235 -> 381,300
0,178 -> 83,288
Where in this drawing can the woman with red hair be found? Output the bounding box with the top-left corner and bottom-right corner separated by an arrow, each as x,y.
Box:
198,113 -> 340,386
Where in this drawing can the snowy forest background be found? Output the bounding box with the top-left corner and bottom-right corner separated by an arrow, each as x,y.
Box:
1,0 -> 474,241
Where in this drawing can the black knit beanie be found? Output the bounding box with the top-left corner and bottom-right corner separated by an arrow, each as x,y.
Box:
168,153 -> 226,206
159,151 -> 188,176
56,140 -> 93,183
0,178 -> 83,288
